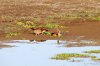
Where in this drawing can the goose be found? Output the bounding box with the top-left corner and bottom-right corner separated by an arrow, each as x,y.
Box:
31,27 -> 48,35
51,27 -> 62,37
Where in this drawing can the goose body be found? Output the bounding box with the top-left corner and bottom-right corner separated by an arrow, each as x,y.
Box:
51,28 -> 62,37
31,27 -> 47,35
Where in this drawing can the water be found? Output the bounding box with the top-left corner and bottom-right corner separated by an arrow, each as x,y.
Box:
0,40 -> 100,66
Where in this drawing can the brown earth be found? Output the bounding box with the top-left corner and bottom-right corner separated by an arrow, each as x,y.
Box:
0,20 -> 100,40
0,0 -> 100,21
0,0 -> 100,40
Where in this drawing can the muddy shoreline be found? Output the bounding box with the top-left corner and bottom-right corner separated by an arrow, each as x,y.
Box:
0,21 -> 100,40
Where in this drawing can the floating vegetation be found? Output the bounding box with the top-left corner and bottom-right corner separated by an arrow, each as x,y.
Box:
51,53 -> 90,60
92,57 -> 100,61
85,50 -> 100,53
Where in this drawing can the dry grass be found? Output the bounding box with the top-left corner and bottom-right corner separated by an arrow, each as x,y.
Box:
0,0 -> 100,37
0,0 -> 100,21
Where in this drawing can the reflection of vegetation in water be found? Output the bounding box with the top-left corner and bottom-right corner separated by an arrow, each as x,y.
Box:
6,32 -> 21,38
30,39 -> 46,42
51,53 -> 90,60
85,50 -> 100,53
0,44 -> 14,49
66,40 -> 99,47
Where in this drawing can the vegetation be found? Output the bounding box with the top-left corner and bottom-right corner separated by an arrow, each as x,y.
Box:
45,23 -> 59,28
6,32 -> 21,38
51,53 -> 90,60
43,31 -> 51,35
51,52 -> 100,61
85,50 -> 100,53
92,57 -> 100,61
16,21 -> 37,28
0,0 -> 100,39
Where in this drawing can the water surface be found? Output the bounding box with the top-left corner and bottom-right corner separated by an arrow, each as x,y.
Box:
0,40 -> 100,66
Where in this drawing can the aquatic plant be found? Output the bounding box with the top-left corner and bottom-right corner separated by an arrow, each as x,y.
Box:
85,50 -> 100,53
51,53 -> 90,60
92,58 -> 100,61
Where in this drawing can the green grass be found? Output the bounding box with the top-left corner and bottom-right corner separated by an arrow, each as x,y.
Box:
6,32 -> 21,38
93,17 -> 100,21
0,10 -> 100,36
45,23 -> 59,28
92,58 -> 100,61
85,50 -> 100,53
51,53 -> 90,60
16,21 -> 38,28
43,31 -> 51,35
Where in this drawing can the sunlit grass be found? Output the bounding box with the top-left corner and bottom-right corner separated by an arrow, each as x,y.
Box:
45,11 -> 100,22
6,32 -> 21,38
51,53 -> 90,60
85,50 -> 100,53
43,31 -> 51,35
45,23 -> 59,28
16,21 -> 37,28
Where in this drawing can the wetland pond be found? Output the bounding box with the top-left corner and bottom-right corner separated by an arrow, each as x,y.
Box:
0,39 -> 100,66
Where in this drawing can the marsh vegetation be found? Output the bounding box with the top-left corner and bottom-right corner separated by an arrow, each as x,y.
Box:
0,0 -> 100,66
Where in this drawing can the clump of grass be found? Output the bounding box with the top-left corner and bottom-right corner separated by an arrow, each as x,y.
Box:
6,32 -> 21,38
45,23 -> 59,28
92,57 -> 100,61
1,15 -> 14,22
51,53 -> 90,60
51,53 -> 71,60
48,13 -> 81,20
16,21 -> 37,28
47,11 -> 100,21
80,40 -> 97,45
32,18 -> 41,22
93,17 -> 100,21
96,17 -> 100,21
43,31 -> 51,35
85,50 -> 100,53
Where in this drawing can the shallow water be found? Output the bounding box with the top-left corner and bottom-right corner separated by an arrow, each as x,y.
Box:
0,40 -> 100,66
